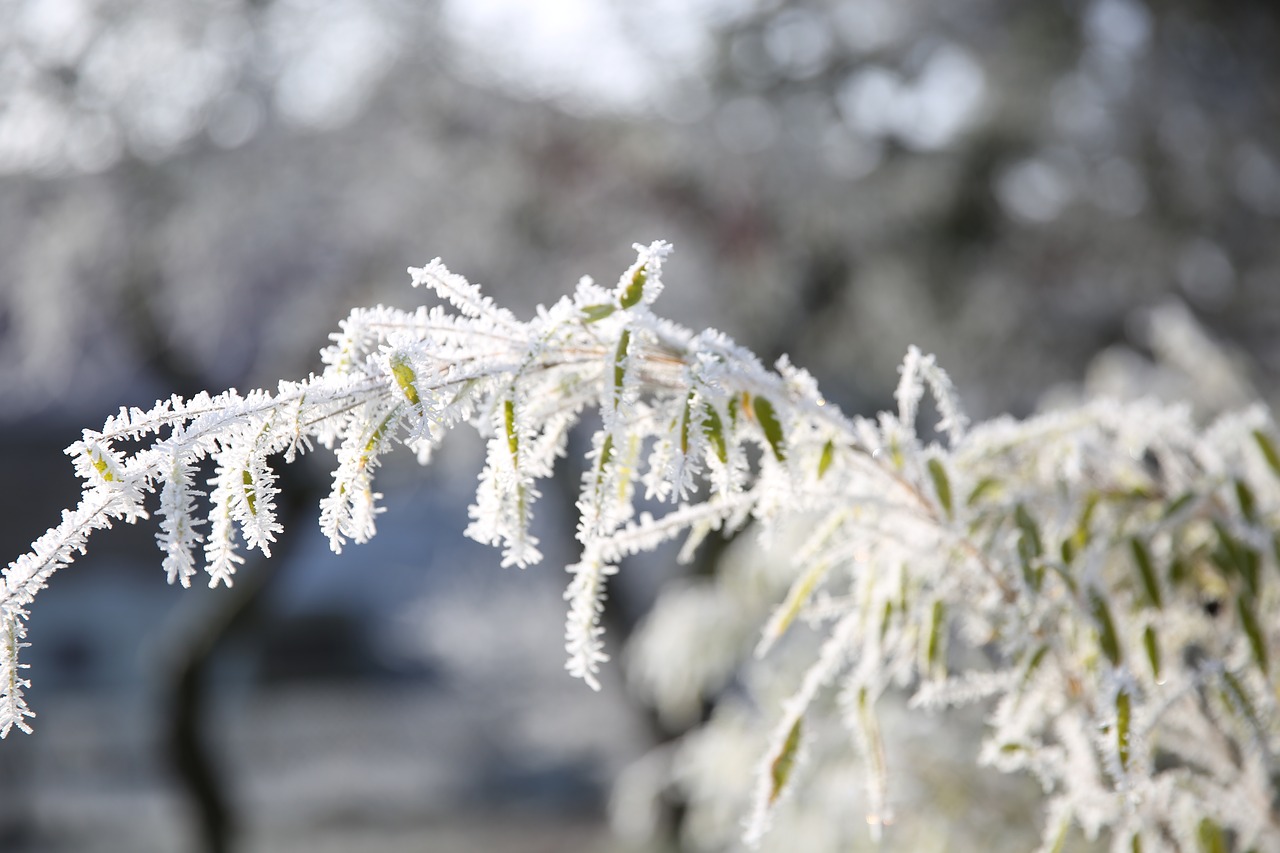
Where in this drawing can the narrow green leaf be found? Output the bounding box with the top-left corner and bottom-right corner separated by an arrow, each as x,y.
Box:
1075,493 -> 1099,547
1222,669 -> 1260,729
1197,818 -> 1226,853
753,395 -> 787,462
1143,625 -> 1161,682
1162,491 -> 1196,520
1115,688 -> 1132,772
592,434 -> 615,511
817,439 -> 835,479
1046,820 -> 1070,853
1213,521 -> 1261,598
966,476 -> 999,506
613,329 -> 631,398
620,267 -> 647,309
242,469 -> 257,516
768,718 -> 804,805
1252,429 -> 1280,478
1016,505 -> 1042,558
702,404 -> 727,464
1236,479 -> 1258,523
967,473 -> 998,502
504,398 -> 519,461
389,355 -> 420,405
1090,590 -> 1122,666
85,449 -> 117,482
1021,645 -> 1050,689
362,408 -> 400,455
927,458 -> 953,520
1015,504 -> 1043,590
760,560 -> 832,653
899,564 -> 911,614
1238,594 -> 1269,674
1131,538 -> 1162,609
926,600 -> 946,676
581,303 -> 616,323
855,687 -> 888,826
679,391 -> 694,455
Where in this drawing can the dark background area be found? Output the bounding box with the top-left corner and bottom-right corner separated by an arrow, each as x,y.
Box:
1,1 -> 1278,850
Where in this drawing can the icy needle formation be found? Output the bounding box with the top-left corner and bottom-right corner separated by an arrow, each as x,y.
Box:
3,243 -> 1278,850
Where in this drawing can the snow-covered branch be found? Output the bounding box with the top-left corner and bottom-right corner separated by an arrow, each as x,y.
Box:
3,243 -> 1278,850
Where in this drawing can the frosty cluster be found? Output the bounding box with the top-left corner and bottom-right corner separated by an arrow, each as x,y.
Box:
3,244 -> 1278,851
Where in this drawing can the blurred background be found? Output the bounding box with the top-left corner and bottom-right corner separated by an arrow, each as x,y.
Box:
0,0 -> 1278,850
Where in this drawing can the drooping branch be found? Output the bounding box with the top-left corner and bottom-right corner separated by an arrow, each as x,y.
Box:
2,243 -> 1278,851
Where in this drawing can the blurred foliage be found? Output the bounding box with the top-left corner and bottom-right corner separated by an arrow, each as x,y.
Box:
1,0 -> 1277,420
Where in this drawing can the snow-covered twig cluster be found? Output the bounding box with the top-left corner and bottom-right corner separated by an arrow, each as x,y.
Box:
3,244 -> 1278,850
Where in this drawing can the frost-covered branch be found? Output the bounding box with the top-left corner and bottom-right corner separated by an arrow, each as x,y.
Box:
4,243 -> 1279,850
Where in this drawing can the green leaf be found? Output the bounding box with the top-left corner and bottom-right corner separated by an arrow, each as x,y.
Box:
613,329 -> 631,399
1131,538 -> 1162,609
1021,645 -> 1050,690
85,449 -> 117,483
702,404 -> 727,464
1252,429 -> 1280,478
1015,504 -> 1043,590
1197,818 -> 1227,853
389,355 -> 420,405
1115,688 -> 1132,772
1162,491 -> 1196,520
679,391 -> 694,455
1213,521 -> 1261,599
818,439 -> 835,479
1143,625 -> 1161,682
926,600 -> 946,676
1238,594 -> 1269,674
242,469 -> 257,516
619,267 -> 647,309
966,476 -> 999,506
581,303 -> 616,323
1222,669 -> 1261,731
591,433 -> 616,512
927,458 -> 953,520
1046,820 -> 1070,853
1090,590 -> 1122,666
362,407 -> 400,455
1236,479 -> 1258,523
1015,504 -> 1042,557
1076,493 -> 1099,545
752,395 -> 787,462
761,560 -> 832,652
880,600 -> 894,642
768,717 -> 804,805
504,398 -> 519,461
